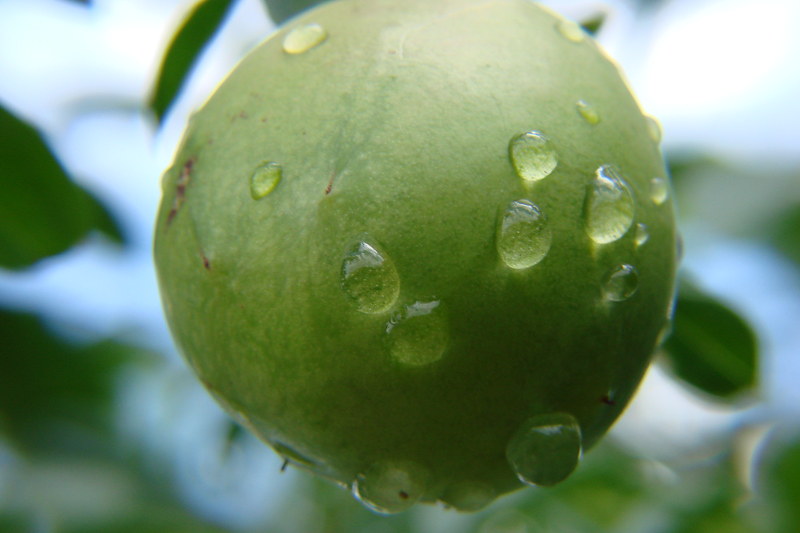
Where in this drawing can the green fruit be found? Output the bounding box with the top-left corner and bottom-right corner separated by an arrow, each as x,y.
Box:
154,0 -> 677,513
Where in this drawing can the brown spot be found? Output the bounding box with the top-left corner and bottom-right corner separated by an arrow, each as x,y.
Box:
280,459 -> 289,472
600,395 -> 616,406
239,110 -> 248,119
398,491 -> 409,500
201,253 -> 211,270
388,49 -> 397,55
260,116 -> 268,123
166,157 -> 195,227
325,170 -> 336,195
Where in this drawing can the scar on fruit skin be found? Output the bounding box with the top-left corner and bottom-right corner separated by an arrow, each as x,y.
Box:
601,395 -> 616,405
325,170 -> 336,195
201,251 -> 211,270
167,157 -> 195,226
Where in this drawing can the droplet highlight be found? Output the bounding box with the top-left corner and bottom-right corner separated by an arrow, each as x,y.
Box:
249,161 -> 282,199
352,460 -> 428,514
634,223 -> 649,247
603,264 -> 639,302
650,177 -> 669,205
496,199 -> 552,270
441,482 -> 497,512
509,131 -> 558,183
282,23 -> 327,54
385,300 -> 448,366
506,412 -> 582,487
576,100 -> 600,124
341,239 -> 400,314
645,115 -> 662,143
583,165 -> 635,244
557,20 -> 585,42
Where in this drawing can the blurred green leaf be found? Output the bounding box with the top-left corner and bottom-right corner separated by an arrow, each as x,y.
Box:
0,309 -> 141,453
0,105 -> 125,270
662,281 -> 758,400
149,0 -> 237,123
579,12 -> 606,36
761,433 -> 800,533
262,0 -> 323,24
767,203 -> 800,267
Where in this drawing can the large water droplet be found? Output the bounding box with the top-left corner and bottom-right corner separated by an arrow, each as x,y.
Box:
509,131 -> 558,183
352,460 -> 428,514
645,115 -> 663,143
249,161 -> 282,199
557,20 -> 585,42
583,165 -> 635,244
576,100 -> 600,124
385,300 -> 448,366
506,412 -> 582,487
283,23 -> 327,54
341,238 -> 400,314
441,482 -> 496,512
603,264 -> 639,302
649,177 -> 669,205
496,199 -> 552,270
635,223 -> 649,247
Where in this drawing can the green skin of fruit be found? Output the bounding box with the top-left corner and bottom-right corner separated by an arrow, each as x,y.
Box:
155,0 -> 677,511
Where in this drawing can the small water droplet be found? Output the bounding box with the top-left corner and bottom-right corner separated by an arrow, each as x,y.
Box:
385,300 -> 448,366
649,177 -> 669,205
341,238 -> 400,314
645,115 -> 662,143
509,131 -> 558,183
352,460 -> 428,514
635,223 -> 649,247
441,482 -> 497,512
496,199 -> 552,270
557,19 -> 585,42
282,23 -> 327,54
583,165 -> 635,244
249,161 -> 282,199
603,264 -> 639,302
506,412 -> 582,487
576,100 -> 600,124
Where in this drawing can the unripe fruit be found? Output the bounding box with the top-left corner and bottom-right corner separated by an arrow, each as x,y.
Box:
154,0 -> 677,513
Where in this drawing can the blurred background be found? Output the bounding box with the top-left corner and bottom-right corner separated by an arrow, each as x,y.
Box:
0,0 -> 798,531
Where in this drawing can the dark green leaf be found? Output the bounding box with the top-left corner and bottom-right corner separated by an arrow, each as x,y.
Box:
662,280 -> 758,399
149,0 -> 237,123
262,0 -> 324,24
579,12 -> 607,36
761,433 -> 800,533
0,309 -> 141,453
0,105 -> 125,270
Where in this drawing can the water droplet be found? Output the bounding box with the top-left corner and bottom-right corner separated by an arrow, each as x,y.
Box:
650,177 -> 669,205
576,100 -> 600,124
283,23 -> 327,54
506,412 -> 582,487
645,115 -> 662,143
557,20 -> 585,42
385,300 -> 448,366
352,460 -> 428,514
583,165 -> 635,244
602,264 -> 639,302
249,161 -> 282,199
634,223 -> 649,247
509,131 -> 558,183
341,238 -> 400,314
441,482 -> 496,512
496,200 -> 552,270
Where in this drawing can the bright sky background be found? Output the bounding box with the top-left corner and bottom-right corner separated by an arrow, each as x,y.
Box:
0,0 -> 798,527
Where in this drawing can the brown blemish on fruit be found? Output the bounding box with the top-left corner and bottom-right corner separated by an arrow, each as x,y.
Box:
167,157 -> 195,226
600,395 -> 616,406
398,490 -> 409,500
201,252 -> 211,270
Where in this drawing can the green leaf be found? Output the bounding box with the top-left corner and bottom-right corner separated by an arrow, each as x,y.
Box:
767,203 -> 800,267
579,12 -> 606,36
149,0 -> 237,123
262,0 -> 324,24
0,309 -> 141,453
0,105 -> 125,270
761,433 -> 800,533
662,280 -> 758,400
